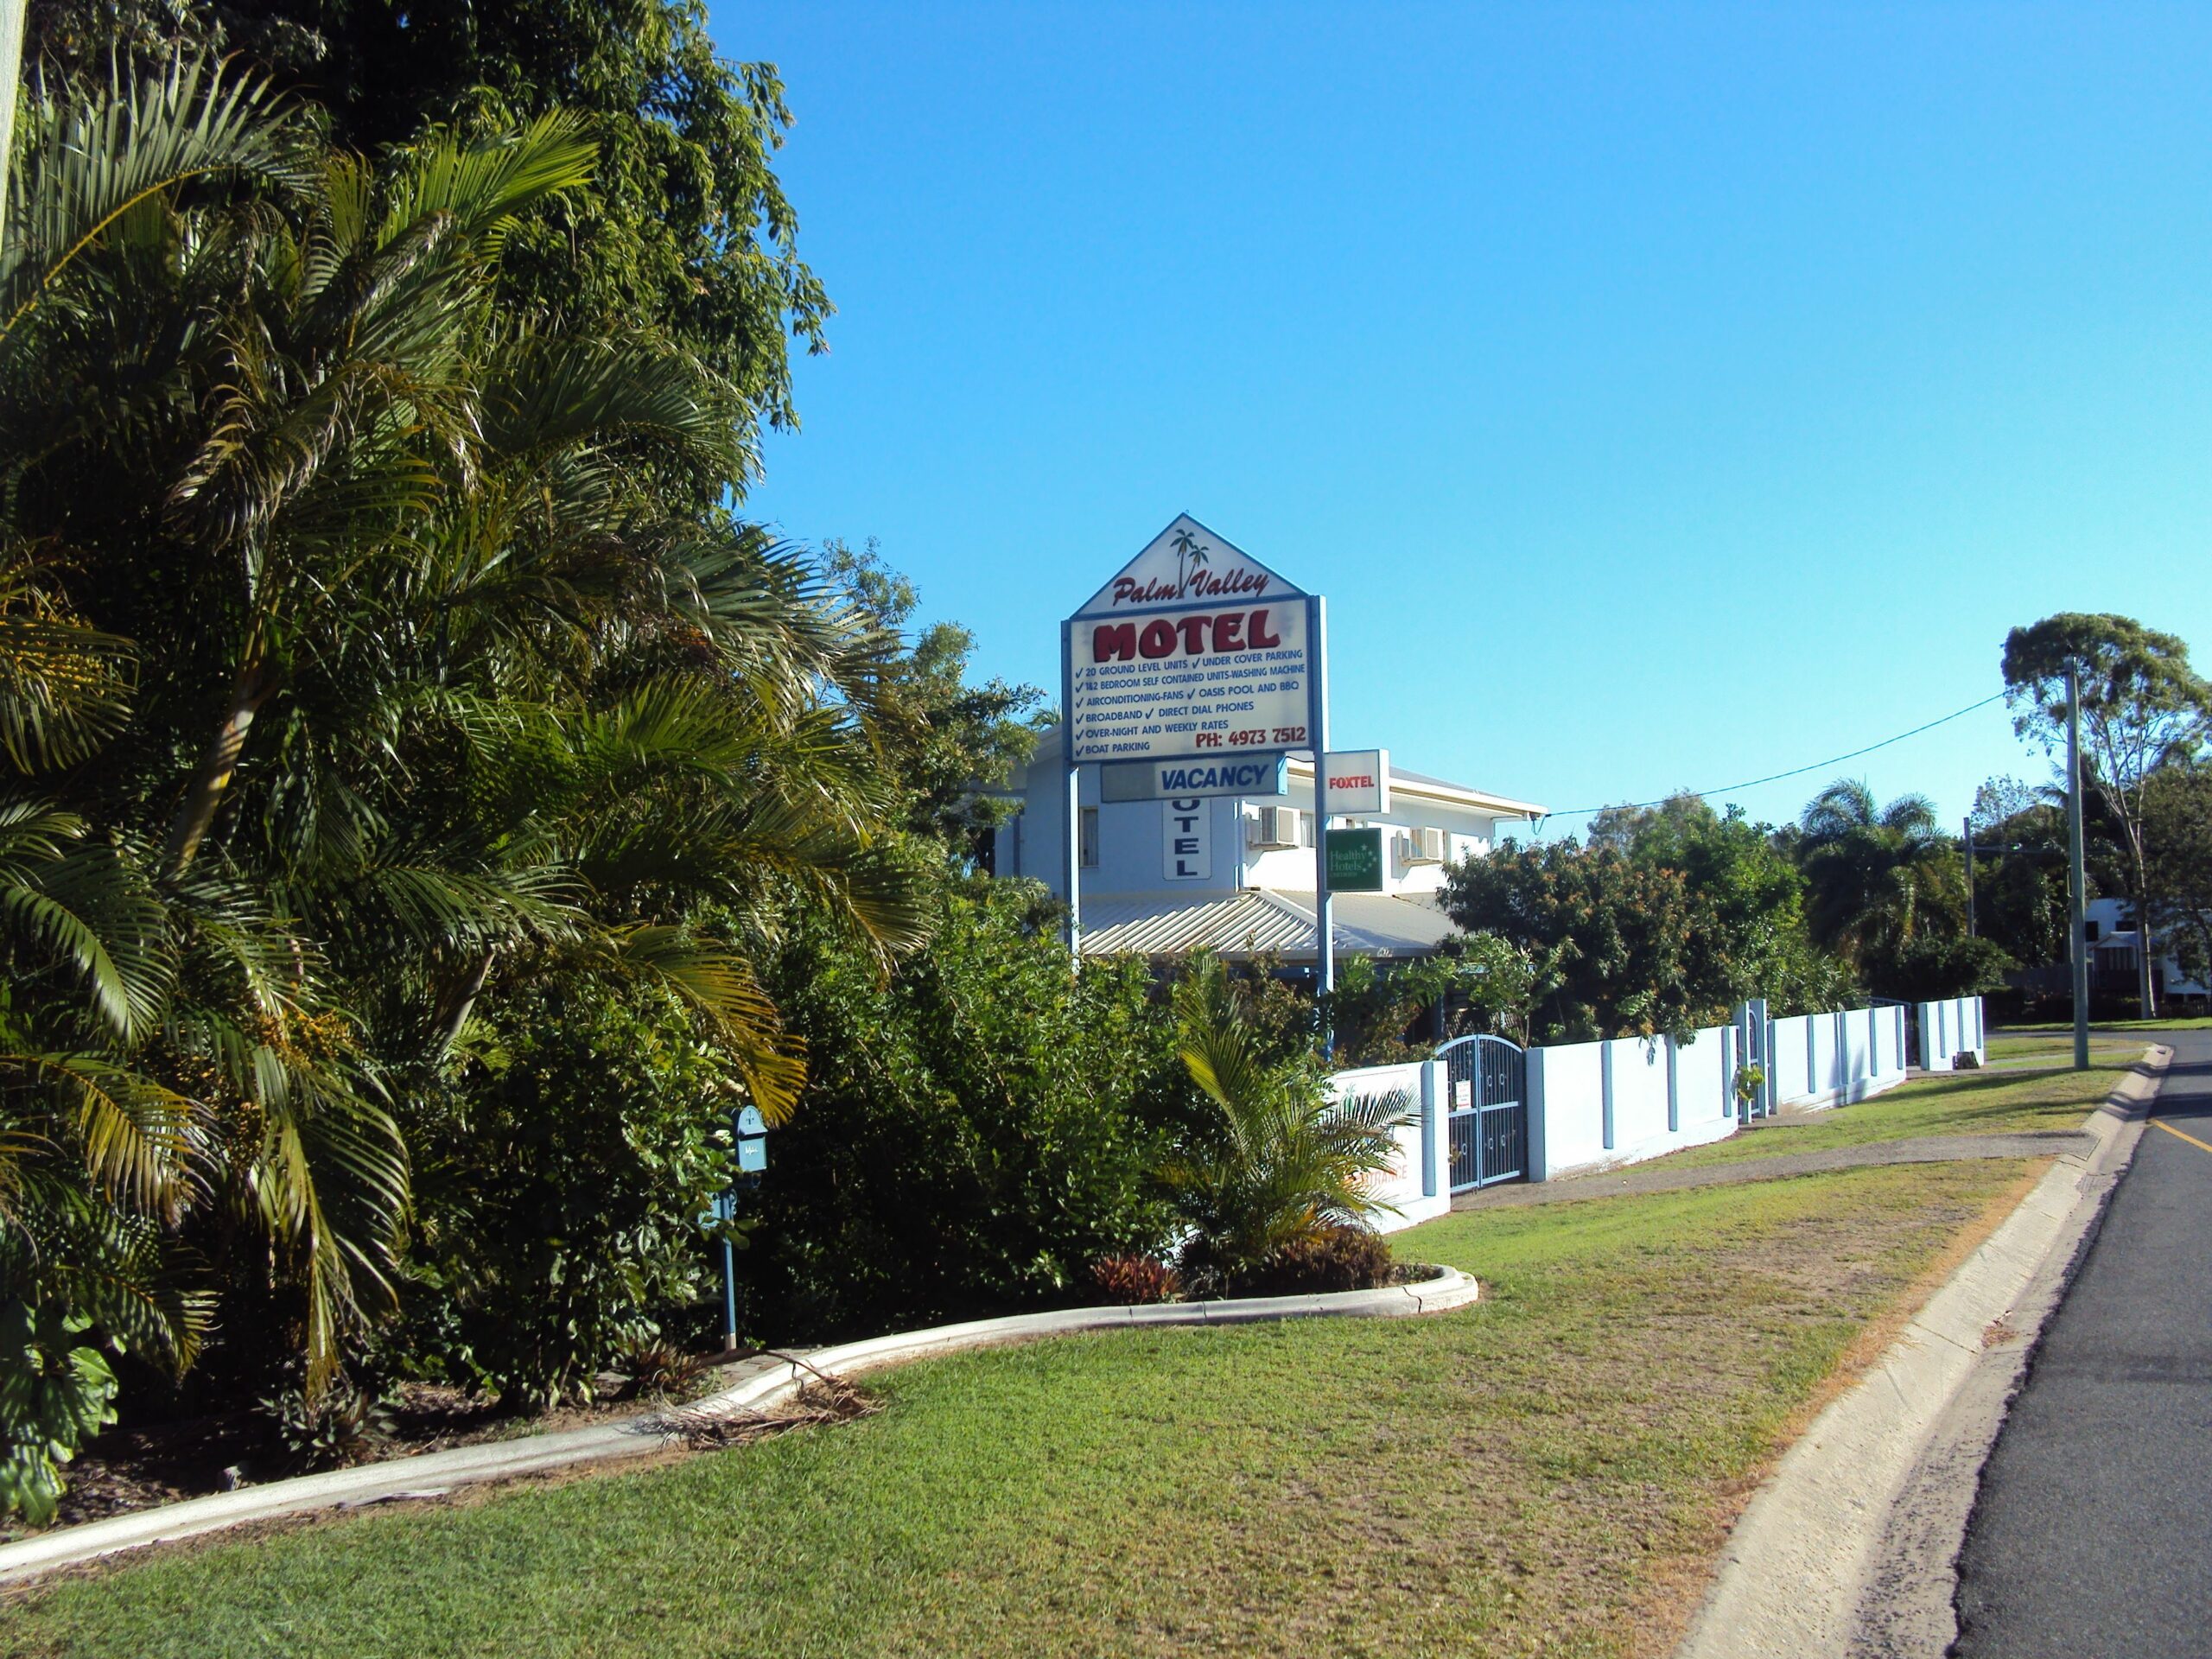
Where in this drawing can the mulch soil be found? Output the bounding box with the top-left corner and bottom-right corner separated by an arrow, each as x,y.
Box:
19,1358 -> 775,1540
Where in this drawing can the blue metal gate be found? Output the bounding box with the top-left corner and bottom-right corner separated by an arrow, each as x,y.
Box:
1440,1034 -> 1528,1192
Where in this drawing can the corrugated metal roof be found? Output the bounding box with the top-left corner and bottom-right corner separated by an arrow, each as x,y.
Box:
1077,888 -> 1459,960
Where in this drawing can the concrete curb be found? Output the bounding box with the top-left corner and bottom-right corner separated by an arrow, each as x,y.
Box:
1673,1046 -> 2171,1659
0,1266 -> 1479,1586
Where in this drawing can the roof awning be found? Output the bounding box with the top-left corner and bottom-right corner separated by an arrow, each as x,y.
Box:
1076,888 -> 1459,961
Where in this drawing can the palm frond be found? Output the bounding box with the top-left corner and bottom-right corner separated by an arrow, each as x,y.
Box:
611,925 -> 807,1124
3,54 -> 318,343
0,571 -> 137,773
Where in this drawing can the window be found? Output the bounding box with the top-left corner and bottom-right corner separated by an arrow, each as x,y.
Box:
1079,806 -> 1100,868
1245,807 -> 1306,849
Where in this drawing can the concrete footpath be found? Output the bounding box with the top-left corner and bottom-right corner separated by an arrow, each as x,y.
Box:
1948,1027 -> 2212,1657
1673,1046 -> 2170,1659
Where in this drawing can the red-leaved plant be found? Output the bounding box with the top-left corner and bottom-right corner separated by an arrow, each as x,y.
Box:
1088,1254 -> 1184,1306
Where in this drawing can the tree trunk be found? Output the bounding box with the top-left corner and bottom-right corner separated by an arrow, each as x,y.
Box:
2127,855 -> 2158,1020
432,950 -> 496,1054
2139,909 -> 2158,1019
162,647 -> 275,878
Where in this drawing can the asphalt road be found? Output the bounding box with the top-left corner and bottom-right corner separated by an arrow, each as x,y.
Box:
1952,1029 -> 2212,1658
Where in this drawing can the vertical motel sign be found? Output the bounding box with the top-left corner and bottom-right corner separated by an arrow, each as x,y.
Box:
1060,514 -> 1336,994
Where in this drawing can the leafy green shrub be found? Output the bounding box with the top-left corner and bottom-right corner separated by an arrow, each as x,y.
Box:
614,1336 -> 713,1402
397,975 -> 745,1412
1226,1225 -> 1395,1296
1865,934 -> 2015,1001
0,1302 -> 120,1527
748,880 -> 1183,1340
257,1378 -> 391,1473
1161,961 -> 1408,1294
1087,1255 -> 1182,1306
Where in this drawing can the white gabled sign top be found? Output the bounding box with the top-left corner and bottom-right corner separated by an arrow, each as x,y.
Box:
1064,513 -> 1317,766
1071,513 -> 1309,619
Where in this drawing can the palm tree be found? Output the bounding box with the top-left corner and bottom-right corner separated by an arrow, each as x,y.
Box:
1796,779 -> 1959,974
0,52 -> 926,1482
1158,960 -> 1405,1286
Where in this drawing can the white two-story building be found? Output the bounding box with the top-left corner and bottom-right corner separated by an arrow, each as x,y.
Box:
988,725 -> 1544,965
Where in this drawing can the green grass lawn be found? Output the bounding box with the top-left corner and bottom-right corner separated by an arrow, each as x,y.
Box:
1984,1032 -> 2135,1065
3,1161 -> 2039,1659
1658,1059 -> 2133,1172
1999,1016 -> 2211,1033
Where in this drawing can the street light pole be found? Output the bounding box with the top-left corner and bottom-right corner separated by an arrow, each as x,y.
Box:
2066,658 -> 2089,1071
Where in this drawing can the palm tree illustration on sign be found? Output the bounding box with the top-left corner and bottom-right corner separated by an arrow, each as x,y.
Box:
1171,526 -> 1211,595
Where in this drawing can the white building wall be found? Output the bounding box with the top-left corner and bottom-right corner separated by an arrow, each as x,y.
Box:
992,734 -> 1528,903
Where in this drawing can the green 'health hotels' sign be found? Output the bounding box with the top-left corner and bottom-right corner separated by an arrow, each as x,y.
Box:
1325,827 -> 1384,893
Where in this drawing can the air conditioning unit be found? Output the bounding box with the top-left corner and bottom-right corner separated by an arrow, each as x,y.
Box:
1246,806 -> 1300,849
1402,826 -> 1446,865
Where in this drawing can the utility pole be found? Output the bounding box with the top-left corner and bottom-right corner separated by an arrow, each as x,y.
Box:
1963,815 -> 1977,938
2066,658 -> 2089,1071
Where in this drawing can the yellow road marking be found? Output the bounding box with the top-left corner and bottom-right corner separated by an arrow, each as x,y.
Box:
2151,1118 -> 2212,1156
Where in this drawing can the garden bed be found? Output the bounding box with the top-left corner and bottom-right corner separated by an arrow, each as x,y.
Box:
0,1265 -> 1473,1581
20,1369 -> 749,1540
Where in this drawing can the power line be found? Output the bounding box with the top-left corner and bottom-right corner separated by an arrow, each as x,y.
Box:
1535,691 -> 2011,824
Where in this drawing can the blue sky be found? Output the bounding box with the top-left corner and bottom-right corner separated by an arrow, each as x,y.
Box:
717,2 -> 2209,834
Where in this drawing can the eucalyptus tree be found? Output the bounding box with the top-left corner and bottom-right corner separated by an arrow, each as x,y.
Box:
2003,613 -> 2212,1016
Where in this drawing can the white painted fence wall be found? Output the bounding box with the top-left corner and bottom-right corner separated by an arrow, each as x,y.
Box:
1527,1027 -> 1743,1181
1332,996 -> 1980,1220
1328,1061 -> 1452,1235
1765,1004 -> 1911,1111
1916,995 -> 1988,1071
1528,1002 -> 1922,1184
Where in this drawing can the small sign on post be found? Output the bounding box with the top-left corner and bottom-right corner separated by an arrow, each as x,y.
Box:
717,1105 -> 772,1352
1325,826 -> 1385,893
1322,750 -> 1388,815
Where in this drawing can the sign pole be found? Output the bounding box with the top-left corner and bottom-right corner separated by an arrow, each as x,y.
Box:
1065,760 -> 1083,961
1310,595 -> 1333,1027
1061,620 -> 1082,961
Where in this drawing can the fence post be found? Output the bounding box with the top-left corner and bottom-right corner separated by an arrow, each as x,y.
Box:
1600,1039 -> 1616,1151
1730,1005 -> 1742,1121
1526,1047 -> 1549,1183
1665,1034 -> 1680,1134
1419,1060 -> 1440,1199
1748,999 -> 1773,1117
